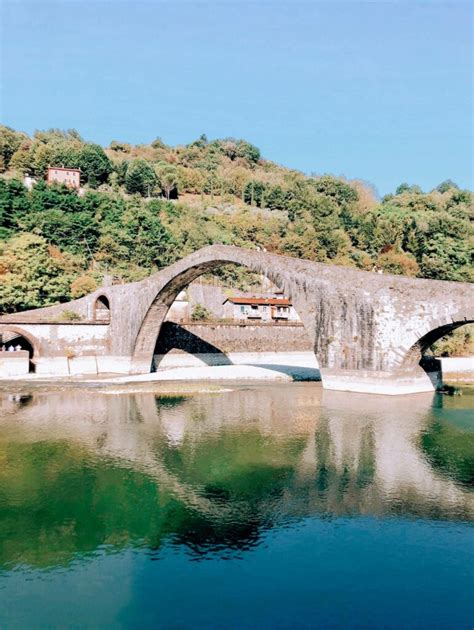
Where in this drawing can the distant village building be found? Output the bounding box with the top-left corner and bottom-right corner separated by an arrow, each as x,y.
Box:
47,166 -> 81,189
223,297 -> 300,323
165,286 -> 301,324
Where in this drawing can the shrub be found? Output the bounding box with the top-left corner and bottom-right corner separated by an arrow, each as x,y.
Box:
71,275 -> 97,298
431,325 -> 474,357
191,303 -> 211,321
60,309 -> 82,321
376,250 -> 419,277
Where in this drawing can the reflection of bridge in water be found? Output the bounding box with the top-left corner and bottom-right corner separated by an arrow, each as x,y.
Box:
2,385 -> 472,524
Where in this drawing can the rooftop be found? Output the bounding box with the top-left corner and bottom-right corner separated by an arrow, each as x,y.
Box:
47,166 -> 81,172
224,297 -> 291,306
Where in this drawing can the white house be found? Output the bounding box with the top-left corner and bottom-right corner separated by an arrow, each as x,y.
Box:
222,297 -> 300,323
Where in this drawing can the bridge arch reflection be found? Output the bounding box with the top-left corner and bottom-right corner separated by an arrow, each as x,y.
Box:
0,384 -> 472,570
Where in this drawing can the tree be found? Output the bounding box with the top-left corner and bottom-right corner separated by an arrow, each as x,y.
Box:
29,179 -> 82,213
312,175 -> 358,208
29,137 -> 82,178
109,140 -> 131,153
23,181 -> 100,256
0,124 -> 472,295
151,137 -> 167,149
0,179 -> 31,237
9,140 -> 34,174
431,325 -> 474,357
114,160 -> 129,186
78,144 -> 112,187
33,128 -> 83,143
318,229 -> 351,260
177,166 -> 204,195
156,162 -> 178,200
307,194 -> 349,260
189,134 -> 208,149
191,303 -> 211,321
0,234 -> 78,313
125,159 -> 157,196
436,180 -> 459,194
235,139 -> 260,164
395,183 -> 422,195
23,132 -> 110,186
212,138 -> 261,164
376,249 -> 419,277
30,141 -> 56,177
0,126 -> 25,172
244,180 -> 267,207
395,182 -> 411,195
447,189 -> 472,207
98,200 -> 174,270
71,275 -> 97,298
266,185 -> 287,211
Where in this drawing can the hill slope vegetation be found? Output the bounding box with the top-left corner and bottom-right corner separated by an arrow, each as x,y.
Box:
0,125 -> 472,319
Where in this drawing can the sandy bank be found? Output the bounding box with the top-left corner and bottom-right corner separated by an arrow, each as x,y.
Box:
106,352 -> 321,384
0,352 -> 321,390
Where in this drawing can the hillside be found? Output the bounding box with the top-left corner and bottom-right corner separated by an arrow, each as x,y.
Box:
0,125 -> 472,320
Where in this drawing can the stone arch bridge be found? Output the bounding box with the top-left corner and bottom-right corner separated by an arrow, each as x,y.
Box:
0,245 -> 472,394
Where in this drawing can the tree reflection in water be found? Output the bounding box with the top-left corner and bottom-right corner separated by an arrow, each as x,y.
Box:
0,383 -> 472,570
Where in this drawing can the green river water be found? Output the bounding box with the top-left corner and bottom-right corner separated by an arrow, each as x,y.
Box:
0,382 -> 472,628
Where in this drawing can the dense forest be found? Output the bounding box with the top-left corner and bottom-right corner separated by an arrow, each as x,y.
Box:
0,125 -> 472,328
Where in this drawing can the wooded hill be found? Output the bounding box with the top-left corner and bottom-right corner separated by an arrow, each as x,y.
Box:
0,125 -> 472,322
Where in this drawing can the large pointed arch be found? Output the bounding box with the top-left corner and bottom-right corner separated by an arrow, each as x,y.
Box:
130,252 -> 313,374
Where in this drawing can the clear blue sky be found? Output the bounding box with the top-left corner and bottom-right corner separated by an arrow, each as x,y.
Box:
1,1 -> 472,194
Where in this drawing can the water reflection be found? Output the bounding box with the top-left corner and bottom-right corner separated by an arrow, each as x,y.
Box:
0,384 -> 472,570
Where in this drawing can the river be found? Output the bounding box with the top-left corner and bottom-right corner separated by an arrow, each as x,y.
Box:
0,382 -> 472,628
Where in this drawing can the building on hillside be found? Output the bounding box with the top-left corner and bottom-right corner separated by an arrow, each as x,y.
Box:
47,166 -> 81,189
222,296 -> 300,323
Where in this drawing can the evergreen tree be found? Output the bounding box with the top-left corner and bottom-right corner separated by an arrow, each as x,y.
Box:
78,144 -> 112,187
125,159 -> 157,196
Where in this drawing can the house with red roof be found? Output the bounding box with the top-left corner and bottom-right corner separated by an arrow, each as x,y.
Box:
222,296 -> 300,323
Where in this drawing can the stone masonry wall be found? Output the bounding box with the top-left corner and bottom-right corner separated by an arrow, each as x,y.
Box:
1,245 -> 472,378
0,323 -> 110,358
155,321 -> 312,355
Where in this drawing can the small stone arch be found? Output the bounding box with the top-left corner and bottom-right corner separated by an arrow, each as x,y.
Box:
401,318 -> 474,370
94,295 -> 111,322
0,326 -> 40,373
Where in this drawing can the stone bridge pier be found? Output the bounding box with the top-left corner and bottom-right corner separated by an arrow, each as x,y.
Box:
0,245 -> 472,394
